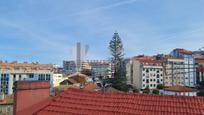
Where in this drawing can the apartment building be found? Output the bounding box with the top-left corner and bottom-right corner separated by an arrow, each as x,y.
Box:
195,59 -> 204,83
63,60 -> 76,74
164,58 -> 186,86
0,61 -> 53,95
126,57 -> 163,90
82,60 -> 112,78
170,48 -> 196,87
193,50 -> 204,84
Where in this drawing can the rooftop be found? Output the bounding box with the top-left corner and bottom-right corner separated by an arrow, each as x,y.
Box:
33,88 -> 204,115
131,55 -> 162,65
174,48 -> 192,55
0,61 -> 53,70
164,86 -> 196,92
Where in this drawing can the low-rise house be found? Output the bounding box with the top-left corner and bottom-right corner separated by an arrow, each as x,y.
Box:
161,85 -> 197,96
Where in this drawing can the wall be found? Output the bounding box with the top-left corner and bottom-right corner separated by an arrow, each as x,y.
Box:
14,81 -> 50,115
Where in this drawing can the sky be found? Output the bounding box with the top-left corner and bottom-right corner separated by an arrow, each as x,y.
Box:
0,0 -> 204,65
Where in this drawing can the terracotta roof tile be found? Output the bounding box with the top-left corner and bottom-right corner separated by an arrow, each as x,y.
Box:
164,85 -> 195,92
84,83 -> 97,91
33,88 -> 204,115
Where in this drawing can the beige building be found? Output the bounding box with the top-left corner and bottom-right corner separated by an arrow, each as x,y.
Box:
163,58 -> 185,86
126,58 -> 163,90
53,74 -> 64,87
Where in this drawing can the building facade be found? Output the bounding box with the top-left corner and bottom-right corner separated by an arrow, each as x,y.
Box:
164,58 -> 186,87
0,61 -> 53,95
126,58 -> 163,90
160,86 -> 197,96
81,60 -> 112,79
195,59 -> 204,84
63,60 -> 76,74
53,74 -> 64,87
170,48 -> 196,87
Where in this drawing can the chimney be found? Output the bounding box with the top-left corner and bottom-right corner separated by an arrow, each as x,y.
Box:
13,81 -> 50,115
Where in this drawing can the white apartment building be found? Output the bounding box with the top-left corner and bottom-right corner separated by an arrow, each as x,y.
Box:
126,58 -> 163,90
0,61 -> 53,95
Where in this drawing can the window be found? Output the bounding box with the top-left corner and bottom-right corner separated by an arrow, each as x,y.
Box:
19,75 -> 22,81
29,74 -> 34,78
42,74 -> 45,80
150,79 -> 152,82
146,69 -> 149,73
46,74 -> 50,80
143,79 -> 145,82
38,74 -> 42,80
13,74 -> 16,81
150,84 -> 152,87
157,74 -> 160,78
146,79 -> 149,83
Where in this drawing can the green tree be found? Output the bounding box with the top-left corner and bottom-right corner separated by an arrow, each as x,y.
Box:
109,32 -> 128,91
157,84 -> 165,89
152,89 -> 160,94
143,86 -> 150,94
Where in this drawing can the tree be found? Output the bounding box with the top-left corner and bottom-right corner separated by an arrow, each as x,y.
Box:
157,84 -> 165,89
143,86 -> 150,94
152,89 -> 160,94
109,32 -> 128,91
133,88 -> 139,93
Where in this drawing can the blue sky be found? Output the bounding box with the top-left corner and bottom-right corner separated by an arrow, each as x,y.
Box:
0,0 -> 204,65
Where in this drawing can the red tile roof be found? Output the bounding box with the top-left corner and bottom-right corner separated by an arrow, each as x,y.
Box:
131,56 -> 162,65
34,88 -> 204,115
174,48 -> 192,55
164,86 -> 195,92
84,83 -> 97,91
196,59 -> 204,63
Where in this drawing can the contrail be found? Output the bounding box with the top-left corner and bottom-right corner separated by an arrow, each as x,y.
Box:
70,0 -> 140,16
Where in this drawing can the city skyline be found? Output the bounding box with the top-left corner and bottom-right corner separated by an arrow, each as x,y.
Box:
0,0 -> 204,64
